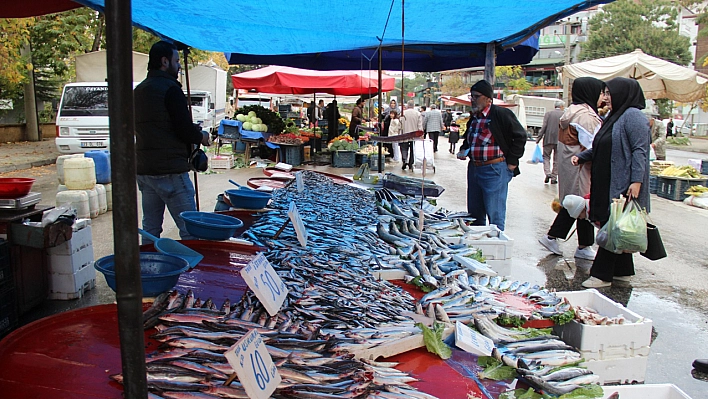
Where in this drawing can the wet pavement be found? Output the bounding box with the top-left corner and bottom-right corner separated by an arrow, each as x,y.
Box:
1,137 -> 707,397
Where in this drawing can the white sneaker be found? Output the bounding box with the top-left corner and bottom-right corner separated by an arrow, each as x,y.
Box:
582,276 -> 611,288
538,235 -> 562,255
574,246 -> 597,260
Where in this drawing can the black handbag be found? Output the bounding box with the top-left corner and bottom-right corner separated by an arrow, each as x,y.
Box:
640,222 -> 667,260
189,146 -> 208,172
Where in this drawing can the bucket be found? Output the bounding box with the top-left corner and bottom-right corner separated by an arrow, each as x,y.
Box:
84,150 -> 111,184
83,188 -> 99,218
64,158 -> 96,190
95,184 -> 108,214
233,140 -> 247,153
104,183 -> 112,211
56,190 -> 90,219
56,154 -> 84,185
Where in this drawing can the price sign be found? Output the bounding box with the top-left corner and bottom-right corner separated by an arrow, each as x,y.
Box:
295,171 -> 304,193
225,330 -> 281,399
287,201 -> 308,248
241,253 -> 288,316
455,321 -> 495,356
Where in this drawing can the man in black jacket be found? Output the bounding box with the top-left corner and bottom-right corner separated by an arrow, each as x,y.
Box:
457,80 -> 526,231
134,41 -> 211,240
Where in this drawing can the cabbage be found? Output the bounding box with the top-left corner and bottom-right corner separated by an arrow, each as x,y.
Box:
255,117 -> 262,125
248,116 -> 257,124
243,122 -> 252,131
248,111 -> 257,117
236,114 -> 246,122
252,124 -> 261,132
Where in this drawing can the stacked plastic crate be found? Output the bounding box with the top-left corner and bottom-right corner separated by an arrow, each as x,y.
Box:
554,289 -> 653,384
46,221 -> 96,300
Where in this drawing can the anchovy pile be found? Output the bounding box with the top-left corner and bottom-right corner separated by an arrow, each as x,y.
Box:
131,290 -> 440,398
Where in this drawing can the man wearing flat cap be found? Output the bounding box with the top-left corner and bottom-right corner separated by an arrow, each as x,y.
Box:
457,79 -> 526,230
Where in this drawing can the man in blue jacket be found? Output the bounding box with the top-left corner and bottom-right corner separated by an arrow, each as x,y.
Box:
134,41 -> 211,240
457,80 -> 526,231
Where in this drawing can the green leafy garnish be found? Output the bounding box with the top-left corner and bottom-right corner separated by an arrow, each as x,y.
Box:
558,384 -> 603,398
409,276 -> 434,293
415,322 -> 452,359
497,314 -> 525,328
476,356 -> 518,380
510,327 -> 552,338
550,309 -> 576,325
463,248 -> 486,263
546,360 -> 585,375
499,388 -> 544,399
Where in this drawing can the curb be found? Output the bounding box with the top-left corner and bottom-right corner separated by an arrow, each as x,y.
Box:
0,158 -> 57,174
666,145 -> 708,155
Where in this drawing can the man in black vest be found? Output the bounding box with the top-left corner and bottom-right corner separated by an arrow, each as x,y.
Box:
134,41 -> 211,240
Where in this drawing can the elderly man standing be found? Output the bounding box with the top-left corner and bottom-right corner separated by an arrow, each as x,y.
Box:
649,113 -> 666,160
134,41 -> 211,240
536,101 -> 564,184
425,104 -> 445,152
456,80 -> 526,231
401,100 -> 423,171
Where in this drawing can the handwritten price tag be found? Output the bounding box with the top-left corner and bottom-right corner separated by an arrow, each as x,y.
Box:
287,201 -> 308,248
225,330 -> 281,399
295,171 -> 304,193
241,253 -> 288,316
455,321 -> 495,356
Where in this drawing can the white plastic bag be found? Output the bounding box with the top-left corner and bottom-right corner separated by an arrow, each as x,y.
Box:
649,146 -> 656,161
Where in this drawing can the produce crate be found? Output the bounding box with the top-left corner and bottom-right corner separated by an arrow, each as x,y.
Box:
553,289 -> 652,355
656,176 -> 708,201
281,145 -> 304,167
649,175 -> 658,194
601,384 -> 693,399
0,286 -> 17,338
702,159 -> 708,175
332,150 -> 356,168
368,154 -> 385,171
356,153 -> 369,166
209,155 -> 235,169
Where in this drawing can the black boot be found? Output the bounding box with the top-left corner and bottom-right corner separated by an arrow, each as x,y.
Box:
693,359 -> 708,373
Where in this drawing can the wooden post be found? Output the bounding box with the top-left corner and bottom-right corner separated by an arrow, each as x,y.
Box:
484,43 -> 496,85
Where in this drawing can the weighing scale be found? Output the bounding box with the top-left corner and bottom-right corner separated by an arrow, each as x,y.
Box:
0,192 -> 42,210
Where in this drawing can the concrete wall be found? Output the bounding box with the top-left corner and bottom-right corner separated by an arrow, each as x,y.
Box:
0,123 -> 55,142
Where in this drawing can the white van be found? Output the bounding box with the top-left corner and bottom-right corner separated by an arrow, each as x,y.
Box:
55,82 -> 111,154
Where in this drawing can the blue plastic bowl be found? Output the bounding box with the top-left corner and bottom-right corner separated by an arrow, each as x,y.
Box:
180,211 -> 244,240
225,189 -> 272,210
94,252 -> 189,297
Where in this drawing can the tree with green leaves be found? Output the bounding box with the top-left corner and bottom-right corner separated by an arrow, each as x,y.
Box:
581,0 -> 691,65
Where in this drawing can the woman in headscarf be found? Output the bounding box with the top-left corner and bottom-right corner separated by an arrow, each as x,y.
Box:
572,77 -> 651,288
538,77 -> 605,261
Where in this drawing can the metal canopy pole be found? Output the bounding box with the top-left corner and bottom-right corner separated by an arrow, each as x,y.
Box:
377,46 -> 383,174
181,47 -> 200,211
104,0 -> 147,397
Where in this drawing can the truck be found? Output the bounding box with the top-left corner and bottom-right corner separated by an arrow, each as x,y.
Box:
55,51 -> 148,154
179,64 -> 227,135
506,94 -> 562,138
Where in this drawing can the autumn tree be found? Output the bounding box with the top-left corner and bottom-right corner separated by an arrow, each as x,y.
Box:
495,66 -> 532,94
440,73 -> 467,97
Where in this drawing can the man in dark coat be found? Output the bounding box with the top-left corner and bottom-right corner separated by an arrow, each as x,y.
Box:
536,101 -> 564,184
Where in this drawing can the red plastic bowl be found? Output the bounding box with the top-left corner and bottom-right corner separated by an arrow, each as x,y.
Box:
0,178 -> 35,198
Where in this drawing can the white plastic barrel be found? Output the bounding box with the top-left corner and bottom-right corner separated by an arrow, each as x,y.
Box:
83,188 -> 99,218
64,157 -> 96,190
95,184 -> 107,214
56,190 -> 90,219
104,183 -> 112,211
56,154 -> 84,185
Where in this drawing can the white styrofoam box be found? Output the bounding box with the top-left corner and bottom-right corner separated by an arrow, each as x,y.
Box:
485,258 -> 511,277
580,345 -> 650,361
553,289 -> 652,352
582,355 -> 648,385
72,218 -> 91,232
461,224 -> 514,260
104,183 -> 112,211
47,245 -> 94,274
48,262 -> 96,300
47,226 -> 92,256
210,155 -> 234,169
601,384 -> 692,399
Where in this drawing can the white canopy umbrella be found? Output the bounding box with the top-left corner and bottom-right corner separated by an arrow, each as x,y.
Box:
560,49 -> 708,102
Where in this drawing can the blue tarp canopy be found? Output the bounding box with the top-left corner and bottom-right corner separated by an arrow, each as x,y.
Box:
63,0 -> 612,71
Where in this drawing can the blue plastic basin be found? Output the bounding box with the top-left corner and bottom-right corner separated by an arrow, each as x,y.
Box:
180,211 -> 244,240
225,189 -> 271,210
94,252 -> 189,297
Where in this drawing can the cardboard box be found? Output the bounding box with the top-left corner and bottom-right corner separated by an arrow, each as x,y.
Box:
582,355 -> 648,384
48,262 -> 96,300
601,384 -> 692,399
47,244 -> 94,274
553,289 -> 652,352
47,225 -> 92,256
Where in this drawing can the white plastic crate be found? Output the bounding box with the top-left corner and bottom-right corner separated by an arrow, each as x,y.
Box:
48,262 -> 96,300
209,155 -> 234,169
553,289 -> 652,352
602,384 -> 692,399
47,244 -> 94,274
579,345 -> 650,361
582,355 -> 648,384
47,225 -> 92,256
461,224 -> 514,260
485,258 -> 511,277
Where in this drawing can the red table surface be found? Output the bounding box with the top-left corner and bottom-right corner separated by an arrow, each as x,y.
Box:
0,247 -> 507,399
